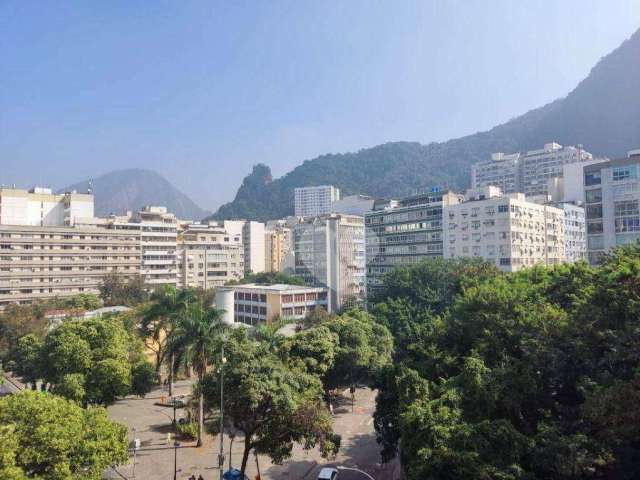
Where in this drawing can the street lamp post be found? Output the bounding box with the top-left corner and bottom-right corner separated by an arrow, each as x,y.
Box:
173,440 -> 180,480
218,340 -> 226,480
337,466 -> 376,480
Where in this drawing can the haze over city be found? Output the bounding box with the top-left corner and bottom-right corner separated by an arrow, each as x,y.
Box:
2,0 -> 639,210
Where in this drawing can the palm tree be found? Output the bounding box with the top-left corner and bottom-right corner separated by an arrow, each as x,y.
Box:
141,285 -> 196,396
169,301 -> 226,447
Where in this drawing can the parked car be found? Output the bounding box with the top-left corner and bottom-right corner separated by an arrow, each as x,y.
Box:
317,467 -> 339,480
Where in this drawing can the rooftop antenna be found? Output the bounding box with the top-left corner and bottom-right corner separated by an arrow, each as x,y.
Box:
87,179 -> 93,195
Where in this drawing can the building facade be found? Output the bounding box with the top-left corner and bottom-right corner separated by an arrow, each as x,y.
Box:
364,190 -> 463,294
556,202 -> 587,263
294,213 -> 365,311
0,187 -> 94,226
137,207 -> 179,286
472,152 -> 521,194
584,150 -> 640,263
520,143 -> 593,197
442,187 -> 566,272
294,185 -> 340,217
264,225 -> 292,273
215,284 -> 329,326
177,223 -> 243,289
0,224 -> 141,307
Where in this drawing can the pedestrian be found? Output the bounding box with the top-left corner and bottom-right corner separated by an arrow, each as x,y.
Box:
167,432 -> 172,445
329,402 -> 334,416
188,476 -> 196,480
197,475 -> 204,480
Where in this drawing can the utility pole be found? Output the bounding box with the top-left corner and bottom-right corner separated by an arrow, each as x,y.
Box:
218,342 -> 226,480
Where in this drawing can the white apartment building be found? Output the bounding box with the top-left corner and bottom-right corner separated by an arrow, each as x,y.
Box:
215,284 -> 329,326
443,187 -> 565,272
223,220 -> 266,275
0,187 -> 94,226
583,150 -> 640,263
364,190 -> 464,294
177,223 -> 243,289
294,213 -> 365,311
520,143 -> 593,197
331,195 -> 376,216
556,202 -> 587,263
472,152 -> 521,194
0,224 -> 141,307
137,207 -> 178,286
294,185 -> 340,217
471,143 -> 594,198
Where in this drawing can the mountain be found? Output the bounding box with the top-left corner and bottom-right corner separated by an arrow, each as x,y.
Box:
211,28 -> 640,222
62,169 -> 211,220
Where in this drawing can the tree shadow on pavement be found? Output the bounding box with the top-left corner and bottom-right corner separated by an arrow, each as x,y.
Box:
264,459 -> 318,479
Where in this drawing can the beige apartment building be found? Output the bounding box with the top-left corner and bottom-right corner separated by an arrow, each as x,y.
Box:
443,187 -> 566,272
215,283 -> 329,326
0,224 -> 141,307
264,225 -> 292,273
177,223 -> 244,289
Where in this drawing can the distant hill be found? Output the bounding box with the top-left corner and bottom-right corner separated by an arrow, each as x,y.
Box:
211,28 -> 640,222
62,169 -> 210,220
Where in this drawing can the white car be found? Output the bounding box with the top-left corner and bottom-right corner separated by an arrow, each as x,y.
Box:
317,467 -> 339,480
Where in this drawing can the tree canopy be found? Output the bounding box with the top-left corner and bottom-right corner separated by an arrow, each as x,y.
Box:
0,391 -> 128,480
371,248 -> 640,479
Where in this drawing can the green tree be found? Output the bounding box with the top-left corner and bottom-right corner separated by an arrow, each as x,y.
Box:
371,250 -> 640,479
8,334 -> 43,389
286,325 -> 338,394
131,361 -> 158,398
0,391 -> 128,480
99,273 -> 148,306
201,329 -> 339,477
141,285 -> 196,394
0,425 -> 27,480
0,303 -> 49,360
170,301 -> 225,447
37,317 -> 152,405
324,310 -> 393,392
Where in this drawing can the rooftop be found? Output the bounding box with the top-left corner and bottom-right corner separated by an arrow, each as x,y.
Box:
222,283 -> 324,292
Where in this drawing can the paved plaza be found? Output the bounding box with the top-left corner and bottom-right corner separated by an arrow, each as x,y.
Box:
105,380 -> 400,480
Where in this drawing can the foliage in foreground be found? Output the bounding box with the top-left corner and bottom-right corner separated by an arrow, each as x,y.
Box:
8,316 -> 156,405
372,251 -> 640,479
0,391 -> 128,480
201,328 -> 341,477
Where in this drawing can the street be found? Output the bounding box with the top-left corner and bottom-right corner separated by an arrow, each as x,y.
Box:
105,380 -> 400,480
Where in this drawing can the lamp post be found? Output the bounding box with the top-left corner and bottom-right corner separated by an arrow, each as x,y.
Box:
173,440 -> 180,480
337,466 -> 375,480
218,339 -> 227,480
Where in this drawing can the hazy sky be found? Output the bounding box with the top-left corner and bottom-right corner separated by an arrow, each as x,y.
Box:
2,1 -> 639,210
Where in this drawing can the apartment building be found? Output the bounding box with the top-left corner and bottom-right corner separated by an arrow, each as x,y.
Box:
556,202 -> 587,263
583,150 -> 640,263
364,190 -> 464,294
331,195 -> 376,216
0,186 -> 94,226
0,224 -> 141,307
177,223 -> 243,289
294,213 -> 365,311
137,207 -> 179,286
264,224 -> 293,273
215,283 -> 329,326
472,152 -> 521,193
294,185 -> 340,217
521,143 -> 593,197
471,143 -> 594,197
223,220 -> 266,274
442,187 -> 565,272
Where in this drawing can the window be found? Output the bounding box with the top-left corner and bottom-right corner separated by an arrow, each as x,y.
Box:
498,205 -> 509,213
585,189 -> 602,203
615,217 -> 640,233
584,170 -> 601,186
586,204 -> 603,219
587,222 -> 603,234
612,165 -> 637,182
614,200 -> 639,217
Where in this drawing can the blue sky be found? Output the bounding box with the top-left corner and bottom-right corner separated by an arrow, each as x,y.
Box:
1,1 -> 639,210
